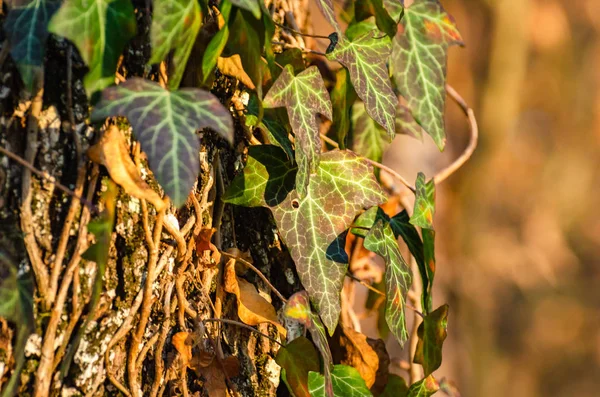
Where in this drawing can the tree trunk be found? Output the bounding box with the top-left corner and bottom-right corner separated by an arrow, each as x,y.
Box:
0,1 -> 308,395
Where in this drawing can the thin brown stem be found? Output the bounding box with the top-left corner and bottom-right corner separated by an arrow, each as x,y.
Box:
433,84 -> 479,184
273,21 -> 331,39
202,318 -> 284,347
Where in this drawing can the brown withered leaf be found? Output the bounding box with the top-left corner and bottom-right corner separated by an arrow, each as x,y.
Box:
218,55 -> 256,89
88,126 -> 167,211
223,258 -> 287,337
171,332 -> 193,368
196,227 -> 221,263
338,327 -> 379,388
195,355 -> 240,397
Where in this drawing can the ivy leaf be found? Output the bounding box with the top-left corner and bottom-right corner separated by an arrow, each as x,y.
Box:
381,374 -> 409,397
383,0 -> 405,21
407,374 -> 440,397
48,0 -> 136,96
263,65 -> 332,197
396,104 -> 424,140
308,365 -> 373,397
0,251 -> 34,397
391,0 -> 463,150
272,151 -> 386,333
230,0 -> 260,19
422,228 -> 436,313
327,30 -> 397,138
275,336 -> 320,397
91,78 -> 233,207
222,145 -> 295,207
414,304 -> 449,376
330,67 -> 357,149
4,0 -> 60,92
350,101 -> 390,167
247,95 -> 294,159
364,219 -> 412,346
201,0 -> 231,82
150,0 -> 203,90
410,172 -> 435,230
315,0 -> 342,33
354,0 -> 397,39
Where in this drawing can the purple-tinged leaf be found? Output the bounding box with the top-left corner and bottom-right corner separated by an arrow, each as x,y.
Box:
391,0 -> 463,150
396,104 -> 425,140
263,65 -> 332,197
350,101 -> 390,167
414,304 -> 448,376
48,0 -> 136,96
91,78 -> 233,207
327,31 -> 397,138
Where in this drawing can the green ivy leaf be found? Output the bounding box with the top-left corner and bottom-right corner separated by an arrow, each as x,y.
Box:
315,0 -> 342,33
391,0 -> 463,150
4,0 -> 59,92
222,145 -> 296,207
263,65 -> 332,197
410,172 -> 435,230
354,0 -> 397,39
380,374 -> 409,397
330,68 -> 356,149
48,0 -> 136,96
0,251 -> 34,397
91,78 -> 233,207
407,374 -> 440,397
202,0 -> 230,83
272,151 -> 386,333
150,0 -> 203,90
383,0 -> 404,21
422,228 -> 436,313
230,0 -> 260,19
308,365 -> 372,397
327,31 -> 397,138
350,101 -> 389,167
276,336 -> 320,397
414,304 -> 448,376
396,104 -> 424,140
247,95 -> 294,160
364,219 -> 412,346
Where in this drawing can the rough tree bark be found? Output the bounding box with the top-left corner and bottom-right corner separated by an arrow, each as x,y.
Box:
0,0 -> 309,395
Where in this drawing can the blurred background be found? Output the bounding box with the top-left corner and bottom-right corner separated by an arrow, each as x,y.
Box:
314,0 -> 600,396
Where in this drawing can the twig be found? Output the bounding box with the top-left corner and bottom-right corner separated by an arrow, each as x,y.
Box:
319,133 -> 416,192
433,84 -> 479,184
408,257 -> 424,384
219,250 -> 288,304
202,318 -> 284,347
0,145 -> 97,213
150,280 -> 175,397
273,20 -> 331,39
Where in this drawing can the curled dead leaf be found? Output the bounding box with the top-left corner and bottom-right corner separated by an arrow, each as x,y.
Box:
218,55 -> 256,89
223,258 -> 287,337
196,228 -> 221,263
87,126 -> 167,212
337,327 -> 379,388
171,332 -> 193,368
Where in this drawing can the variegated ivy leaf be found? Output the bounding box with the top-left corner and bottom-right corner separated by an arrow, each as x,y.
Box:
327,30 -> 397,138
150,0 -> 202,90
224,148 -> 386,333
230,0 -> 261,19
410,172 -> 435,229
91,78 -> 233,207
391,0 -> 463,150
315,0 -> 341,33
308,365 -> 372,397
48,0 -> 136,96
383,0 -> 404,22
4,0 -> 60,92
414,304 -> 449,376
330,67 -> 356,149
397,104 -> 425,140
350,101 -> 390,167
364,219 -> 412,346
407,374 -> 440,397
263,65 -> 332,197
354,0 -> 397,39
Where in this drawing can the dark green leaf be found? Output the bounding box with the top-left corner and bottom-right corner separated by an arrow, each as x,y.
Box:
201,0 -> 232,82
354,0 -> 397,38
276,336 -> 320,397
263,65 -> 332,197
48,0 -> 136,96
308,365 -> 372,397
330,67 -> 356,149
410,172 -> 435,230
315,0 -> 342,33
150,0 -> 203,90
274,48 -> 306,78
407,374 -> 440,397
327,31 -> 397,138
4,0 -> 59,91
271,151 -> 386,333
391,0 -> 463,150
230,0 -> 260,19
364,219 -> 412,346
414,304 -> 448,376
422,228 -> 436,313
350,101 -> 390,167
381,374 -> 409,397
246,95 -> 294,159
91,78 -> 233,207
222,145 -> 296,207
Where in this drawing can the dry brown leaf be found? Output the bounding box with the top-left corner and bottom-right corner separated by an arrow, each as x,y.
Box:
339,327 -> 379,388
217,55 -> 256,89
196,227 -> 221,263
195,356 -> 240,397
87,126 -> 167,212
223,258 -> 287,337
171,332 -> 193,368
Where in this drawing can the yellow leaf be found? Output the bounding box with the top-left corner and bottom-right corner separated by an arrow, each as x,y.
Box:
217,55 -> 256,89
87,126 -> 167,211
223,258 -> 287,337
